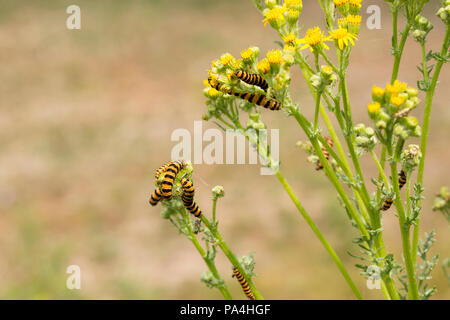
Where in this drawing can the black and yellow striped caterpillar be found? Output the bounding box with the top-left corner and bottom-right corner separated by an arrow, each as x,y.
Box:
181,177 -> 202,218
381,197 -> 393,211
161,160 -> 187,200
232,267 -> 255,300
398,170 -> 407,189
381,170 -> 407,211
208,77 -> 282,111
316,136 -> 334,170
155,161 -> 173,179
149,188 -> 163,206
234,69 -> 269,92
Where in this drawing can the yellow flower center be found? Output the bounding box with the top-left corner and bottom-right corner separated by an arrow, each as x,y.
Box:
368,102 -> 381,114
346,15 -> 362,25
263,7 -> 286,26
349,0 -> 362,6
257,58 -> 271,74
329,28 -> 358,50
240,48 -> 253,60
283,33 -> 297,45
390,95 -> 406,107
304,27 -> 325,46
284,0 -> 302,7
386,80 -> 408,95
333,0 -> 348,6
267,49 -> 283,65
219,53 -> 235,67
372,85 -> 385,97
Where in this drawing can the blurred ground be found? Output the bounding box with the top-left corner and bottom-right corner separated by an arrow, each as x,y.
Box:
0,0 -> 448,299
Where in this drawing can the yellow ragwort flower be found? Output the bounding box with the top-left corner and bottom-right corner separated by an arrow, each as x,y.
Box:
257,58 -> 271,74
267,49 -> 283,65
283,33 -> 297,46
390,95 -> 406,107
349,0 -> 362,7
263,7 -> 286,27
329,28 -> 358,50
386,80 -> 408,95
208,87 -> 220,97
219,53 -> 235,67
298,27 -> 330,52
240,48 -> 253,60
284,0 -> 302,10
368,102 -> 381,114
333,0 -> 348,5
346,15 -> 362,26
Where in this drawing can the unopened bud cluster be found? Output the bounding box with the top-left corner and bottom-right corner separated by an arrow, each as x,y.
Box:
437,0 -> 450,24
354,123 -> 377,151
311,65 -> 338,92
412,15 -> 433,43
432,186 -> 450,220
368,81 -> 422,139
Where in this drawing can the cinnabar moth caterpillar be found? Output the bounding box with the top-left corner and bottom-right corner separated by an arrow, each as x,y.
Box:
207,77 -> 282,111
316,136 -> 334,170
161,160 -> 187,200
155,161 -> 173,179
234,70 -> 268,91
382,198 -> 393,211
232,267 -> 255,300
149,188 -> 163,206
398,170 -> 407,189
181,177 -> 202,218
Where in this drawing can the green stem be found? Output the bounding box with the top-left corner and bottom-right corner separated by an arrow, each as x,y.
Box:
413,25 -> 450,267
212,198 -> 218,224
370,150 -> 390,188
388,140 -> 419,300
181,209 -> 232,300
275,170 -> 363,300
200,215 -> 264,300
391,23 -> 411,83
314,92 -> 322,132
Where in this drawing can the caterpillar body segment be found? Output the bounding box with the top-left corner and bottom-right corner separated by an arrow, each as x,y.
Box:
149,188 -> 163,206
207,77 -> 282,111
161,160 -> 187,200
234,69 -> 269,92
382,198 -> 393,211
233,91 -> 282,111
316,136 -> 334,170
398,170 -> 407,189
181,177 -> 202,218
155,161 -> 173,179
232,267 -> 255,300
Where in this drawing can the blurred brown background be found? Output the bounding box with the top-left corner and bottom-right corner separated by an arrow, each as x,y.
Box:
0,0 -> 448,299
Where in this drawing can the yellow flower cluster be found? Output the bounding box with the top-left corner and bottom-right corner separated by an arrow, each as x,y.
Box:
257,59 -> 270,74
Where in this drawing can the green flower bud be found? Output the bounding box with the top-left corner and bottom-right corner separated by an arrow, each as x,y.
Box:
376,120 -> 387,130
365,127 -> 375,137
249,113 -> 260,121
407,87 -> 419,97
400,144 -> 422,171
212,185 -> 225,199
405,116 -> 418,128
379,111 -> 391,122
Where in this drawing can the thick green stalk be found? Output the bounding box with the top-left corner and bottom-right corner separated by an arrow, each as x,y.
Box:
200,215 -> 264,300
275,170 -> 363,300
413,25 -> 450,266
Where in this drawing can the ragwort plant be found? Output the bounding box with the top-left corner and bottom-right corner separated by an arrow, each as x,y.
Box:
150,0 -> 450,299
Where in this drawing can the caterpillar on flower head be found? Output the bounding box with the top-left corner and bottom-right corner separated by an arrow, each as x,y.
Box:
234,70 -> 269,92
232,267 -> 255,300
316,136 -> 334,170
207,77 -> 282,111
398,170 -> 407,189
181,177 -> 202,218
161,160 -> 187,200
149,188 -> 163,206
